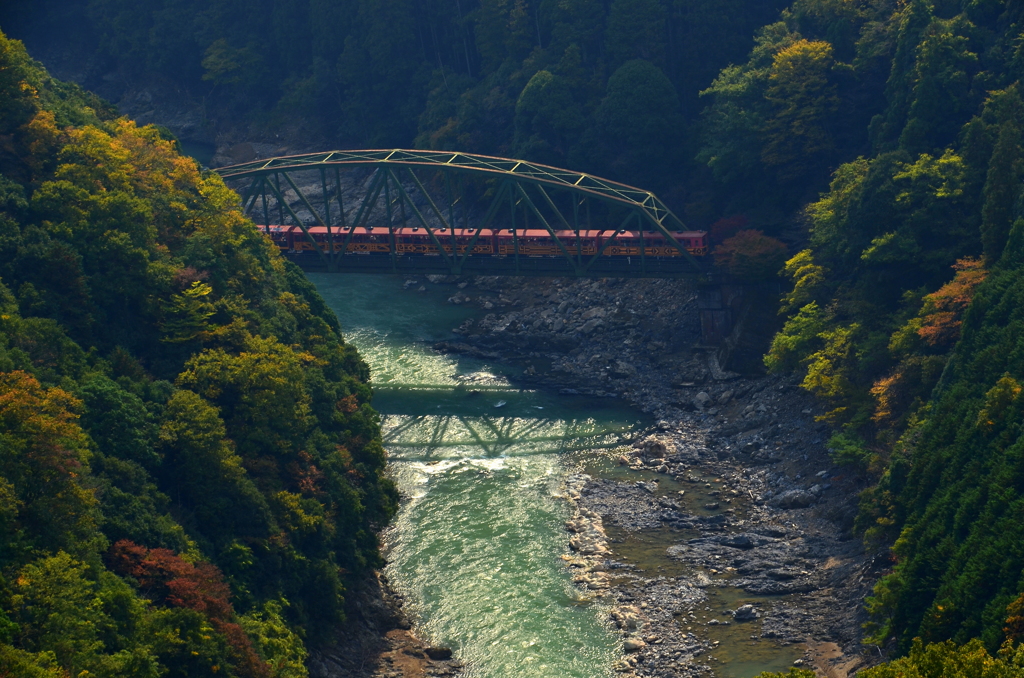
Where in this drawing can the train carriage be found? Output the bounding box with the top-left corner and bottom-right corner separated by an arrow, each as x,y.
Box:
260,224 -> 708,258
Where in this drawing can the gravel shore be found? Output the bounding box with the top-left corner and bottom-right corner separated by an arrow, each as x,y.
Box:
315,272 -> 887,678
426,274 -> 886,678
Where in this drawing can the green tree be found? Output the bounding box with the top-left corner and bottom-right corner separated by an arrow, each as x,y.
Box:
239,601 -> 308,678
0,370 -> 101,566
980,119 -> 1023,264
10,552 -> 161,678
513,70 -> 585,164
697,22 -> 799,185
870,0 -> 934,151
158,389 -> 273,547
577,59 -> 682,187
898,17 -> 980,154
161,281 -> 216,344
761,39 -> 839,181
605,0 -> 667,69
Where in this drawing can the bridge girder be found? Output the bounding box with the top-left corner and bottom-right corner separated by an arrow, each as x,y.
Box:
214,149 -> 707,278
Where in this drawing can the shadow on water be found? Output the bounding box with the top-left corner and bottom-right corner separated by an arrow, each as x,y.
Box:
309,273 -> 802,678
309,273 -> 655,678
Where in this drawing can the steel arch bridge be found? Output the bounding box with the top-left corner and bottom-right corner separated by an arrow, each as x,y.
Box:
214,149 -> 708,279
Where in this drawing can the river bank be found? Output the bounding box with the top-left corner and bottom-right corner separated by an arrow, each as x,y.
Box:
308,273 -> 644,678
421,274 -> 886,678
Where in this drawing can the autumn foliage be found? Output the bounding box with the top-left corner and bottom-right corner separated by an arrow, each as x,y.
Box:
109,541 -> 271,678
708,215 -> 749,244
0,29 -> 392,678
713,229 -> 788,281
1006,594 -> 1024,643
916,258 -> 988,348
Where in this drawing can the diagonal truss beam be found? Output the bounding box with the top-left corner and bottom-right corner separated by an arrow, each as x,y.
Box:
223,150 -> 709,277
214,148 -> 701,270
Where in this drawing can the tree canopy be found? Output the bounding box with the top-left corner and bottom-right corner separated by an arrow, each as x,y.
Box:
0,30 -> 394,677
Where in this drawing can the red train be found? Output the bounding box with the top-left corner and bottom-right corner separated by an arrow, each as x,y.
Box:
263,225 -> 708,257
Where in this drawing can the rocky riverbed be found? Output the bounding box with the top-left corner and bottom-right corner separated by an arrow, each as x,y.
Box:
309,571 -> 464,678
419,274 -> 887,678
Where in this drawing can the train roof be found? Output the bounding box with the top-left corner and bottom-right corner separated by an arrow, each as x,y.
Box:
260,225 -> 707,237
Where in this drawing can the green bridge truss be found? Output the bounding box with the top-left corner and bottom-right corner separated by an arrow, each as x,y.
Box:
214,149 -> 706,278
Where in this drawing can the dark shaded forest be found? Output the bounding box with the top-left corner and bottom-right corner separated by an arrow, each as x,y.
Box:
4,0 -> 1024,675
0,0 -> 791,211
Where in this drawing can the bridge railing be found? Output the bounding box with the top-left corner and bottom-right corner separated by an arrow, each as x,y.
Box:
214,149 -> 708,278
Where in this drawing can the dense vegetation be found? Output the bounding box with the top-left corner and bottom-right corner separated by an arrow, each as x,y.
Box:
714,0 -> 1024,656
0,0 -> 792,199
758,638 -> 1024,678
0,30 -> 395,677
5,0 -> 1024,673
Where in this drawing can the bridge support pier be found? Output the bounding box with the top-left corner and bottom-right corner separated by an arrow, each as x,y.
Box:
696,281 -> 781,373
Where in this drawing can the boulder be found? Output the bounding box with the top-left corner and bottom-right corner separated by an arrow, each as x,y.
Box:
693,391 -> 712,410
774,489 -> 815,509
611,360 -> 638,378
623,637 -> 647,652
733,604 -> 759,621
717,533 -> 777,549
425,647 -> 453,660
639,437 -> 673,458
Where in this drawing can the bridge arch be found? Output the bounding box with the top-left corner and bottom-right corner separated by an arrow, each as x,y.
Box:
214,149 -> 707,278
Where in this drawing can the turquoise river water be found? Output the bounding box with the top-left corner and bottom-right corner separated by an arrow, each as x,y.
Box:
312,274 -> 643,678
311,274 -> 798,678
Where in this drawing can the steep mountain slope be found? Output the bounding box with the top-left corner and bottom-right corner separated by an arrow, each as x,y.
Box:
0,31 -> 394,678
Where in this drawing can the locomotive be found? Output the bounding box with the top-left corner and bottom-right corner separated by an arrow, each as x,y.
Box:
263,225 -> 709,258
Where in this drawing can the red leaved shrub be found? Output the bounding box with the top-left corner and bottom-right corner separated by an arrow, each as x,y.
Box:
109,540 -> 270,677
917,258 -> 987,348
709,215 -> 749,244
713,229 -> 788,281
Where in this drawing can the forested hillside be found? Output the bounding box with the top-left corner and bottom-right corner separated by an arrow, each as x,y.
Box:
5,0 -> 1024,673
0,0 -> 790,201
712,0 -> 1024,660
0,31 -> 395,677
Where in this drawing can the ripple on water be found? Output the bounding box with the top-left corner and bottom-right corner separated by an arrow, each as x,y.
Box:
309,274 -> 646,678
386,442 -> 622,678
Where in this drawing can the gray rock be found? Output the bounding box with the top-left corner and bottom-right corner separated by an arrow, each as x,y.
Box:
774,489 -> 815,509
611,360 -> 638,378
717,533 -> 778,549
694,391 -> 712,410
754,525 -> 788,538
623,638 -> 647,652
733,604 -> 759,621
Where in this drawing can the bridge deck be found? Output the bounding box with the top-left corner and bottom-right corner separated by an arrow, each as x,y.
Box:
217,149 -> 711,279
286,252 -> 710,278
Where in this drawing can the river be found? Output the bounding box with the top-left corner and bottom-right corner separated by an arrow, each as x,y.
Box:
311,273 -> 806,678
311,273 -> 647,678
